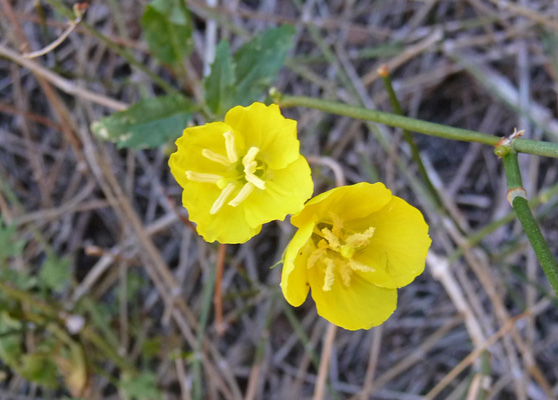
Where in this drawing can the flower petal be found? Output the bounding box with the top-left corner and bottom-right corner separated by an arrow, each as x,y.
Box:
291,182 -> 392,228
169,122 -> 241,188
225,103 -> 299,170
181,183 -> 261,243
307,262 -> 397,330
356,196 -> 431,288
243,156 -> 313,228
281,222 -> 314,307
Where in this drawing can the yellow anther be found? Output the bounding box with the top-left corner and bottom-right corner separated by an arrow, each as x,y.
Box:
308,246 -> 326,269
186,171 -> 223,183
202,149 -> 232,166
223,131 -> 238,163
322,258 -> 335,291
349,258 -> 375,272
242,146 -> 266,190
307,221 -> 377,290
245,173 -> 266,190
330,213 -> 344,237
210,183 -> 236,214
243,146 -> 260,165
339,261 -> 352,286
321,228 -> 341,250
228,183 -> 254,207
346,227 -> 375,248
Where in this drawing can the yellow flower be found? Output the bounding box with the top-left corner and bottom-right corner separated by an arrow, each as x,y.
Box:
281,182 -> 431,330
169,102 -> 313,244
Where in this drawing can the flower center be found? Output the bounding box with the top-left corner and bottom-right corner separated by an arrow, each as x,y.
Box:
307,213 -> 376,291
185,130 -> 267,214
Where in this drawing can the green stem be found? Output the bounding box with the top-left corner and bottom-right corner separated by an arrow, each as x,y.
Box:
512,139 -> 558,158
275,95 -> 558,157
380,71 -> 443,208
502,150 -> 523,189
502,151 -> 558,294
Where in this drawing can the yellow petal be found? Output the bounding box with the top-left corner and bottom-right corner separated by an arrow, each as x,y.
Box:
225,103 -> 299,170
181,183 -> 261,243
281,222 -> 314,307
356,196 -> 431,288
307,262 -> 397,330
291,182 -> 392,229
169,122 -> 239,188
243,156 -> 313,228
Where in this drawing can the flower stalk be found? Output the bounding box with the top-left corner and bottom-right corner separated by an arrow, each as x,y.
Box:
501,150 -> 558,294
274,95 -> 558,158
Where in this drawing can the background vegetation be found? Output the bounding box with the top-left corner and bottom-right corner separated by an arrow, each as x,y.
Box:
1,0 -> 558,399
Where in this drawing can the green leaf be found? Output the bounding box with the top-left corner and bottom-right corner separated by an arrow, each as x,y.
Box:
0,268 -> 36,292
141,0 -> 193,65
232,25 -> 296,106
19,352 -> 59,388
120,372 -> 161,400
0,311 -> 22,366
39,251 -> 71,292
91,95 -> 194,149
0,219 -> 25,262
204,41 -> 236,116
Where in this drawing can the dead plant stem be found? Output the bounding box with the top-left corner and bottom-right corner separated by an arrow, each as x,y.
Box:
313,323 -> 338,400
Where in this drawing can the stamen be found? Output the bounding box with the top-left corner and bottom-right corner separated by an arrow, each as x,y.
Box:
346,227 -> 376,247
223,131 -> 238,163
243,147 -> 260,164
321,228 -> 341,251
322,258 -> 336,291
330,213 -> 344,237
186,171 -> 223,183
210,183 -> 236,214
245,173 -> 266,190
308,245 -> 327,269
349,258 -> 375,272
243,147 -> 266,190
339,261 -> 352,286
202,149 -> 232,166
228,183 -> 254,207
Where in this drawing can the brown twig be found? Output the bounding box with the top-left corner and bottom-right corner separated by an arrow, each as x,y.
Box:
313,323 -> 338,400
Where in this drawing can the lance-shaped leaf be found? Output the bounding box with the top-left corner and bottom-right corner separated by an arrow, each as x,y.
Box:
204,41 -> 235,116
91,95 -> 194,149
202,25 -> 296,113
141,0 -> 193,65
232,25 -> 296,106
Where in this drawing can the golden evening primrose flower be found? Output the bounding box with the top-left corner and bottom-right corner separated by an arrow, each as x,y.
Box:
169,102 -> 313,244
281,182 -> 431,331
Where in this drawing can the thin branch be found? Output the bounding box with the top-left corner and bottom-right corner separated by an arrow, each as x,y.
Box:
22,16 -> 82,59
313,323 -> 338,400
274,94 -> 558,158
0,44 -> 128,111
214,243 -> 227,336
501,149 -> 558,294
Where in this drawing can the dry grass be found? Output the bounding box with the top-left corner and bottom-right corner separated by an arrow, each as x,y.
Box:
1,1 -> 558,399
